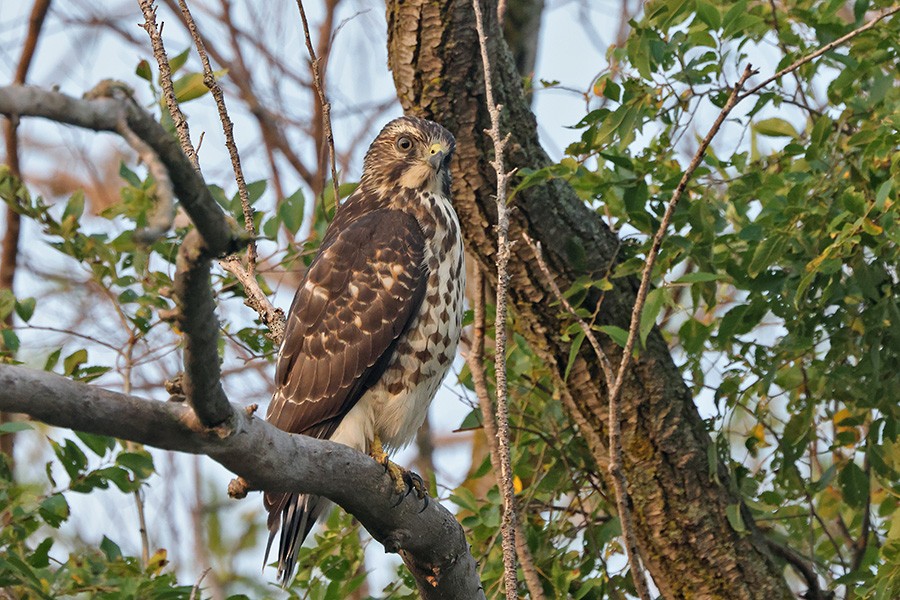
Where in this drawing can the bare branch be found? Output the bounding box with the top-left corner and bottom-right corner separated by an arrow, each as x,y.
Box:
464,267 -> 546,600
522,234 -> 614,385
0,364 -> 486,600
218,256 -> 286,344
295,0 -> 341,207
176,0 -> 257,270
137,0 -> 199,169
471,1 -> 517,596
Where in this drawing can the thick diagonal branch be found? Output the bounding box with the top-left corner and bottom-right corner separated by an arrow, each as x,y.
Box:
0,364 -> 485,600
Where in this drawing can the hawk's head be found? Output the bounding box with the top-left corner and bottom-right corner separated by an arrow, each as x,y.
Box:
361,116 -> 455,198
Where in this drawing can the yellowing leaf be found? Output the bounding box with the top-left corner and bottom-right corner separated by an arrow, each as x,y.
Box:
513,475 -> 523,494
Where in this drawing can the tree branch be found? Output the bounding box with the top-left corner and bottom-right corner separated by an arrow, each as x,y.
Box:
471,1 -> 518,597
174,230 -> 231,427
0,364 -> 485,600
176,0 -> 257,270
464,267 -> 546,600
295,0 -> 340,207
138,0 -> 199,169
0,85 -> 239,256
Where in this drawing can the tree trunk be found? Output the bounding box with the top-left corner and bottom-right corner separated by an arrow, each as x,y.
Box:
385,1 -> 795,598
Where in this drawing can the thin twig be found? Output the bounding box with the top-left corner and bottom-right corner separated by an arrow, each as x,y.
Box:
189,567 -> 211,600
294,0 -> 341,208
176,0 -> 258,271
121,344 -> 151,569
137,0 -> 199,169
740,5 -> 900,100
219,256 -> 286,343
471,1 -> 518,598
523,234 -> 614,385
464,269 -> 546,600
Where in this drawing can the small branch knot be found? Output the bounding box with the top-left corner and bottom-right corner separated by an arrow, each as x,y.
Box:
227,476 -> 251,499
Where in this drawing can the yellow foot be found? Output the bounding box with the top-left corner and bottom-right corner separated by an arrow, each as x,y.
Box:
369,434 -> 429,504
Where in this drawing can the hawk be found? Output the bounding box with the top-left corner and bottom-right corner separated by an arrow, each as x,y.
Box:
264,116 -> 464,583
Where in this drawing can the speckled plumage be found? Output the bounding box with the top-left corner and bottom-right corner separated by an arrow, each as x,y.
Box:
263,116 -> 464,583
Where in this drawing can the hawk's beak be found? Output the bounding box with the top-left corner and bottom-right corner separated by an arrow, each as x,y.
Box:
428,143 -> 448,171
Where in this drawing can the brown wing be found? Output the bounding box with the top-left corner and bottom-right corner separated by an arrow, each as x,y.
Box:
265,208 -> 427,440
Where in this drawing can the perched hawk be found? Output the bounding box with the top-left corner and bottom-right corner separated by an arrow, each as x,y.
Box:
264,116 -> 464,583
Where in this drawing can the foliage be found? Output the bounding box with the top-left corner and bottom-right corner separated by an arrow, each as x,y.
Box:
510,0 -> 900,597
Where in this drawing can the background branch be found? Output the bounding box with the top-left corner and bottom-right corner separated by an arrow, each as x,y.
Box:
0,0 -> 51,461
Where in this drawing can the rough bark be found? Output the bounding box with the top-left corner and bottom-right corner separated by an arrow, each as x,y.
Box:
0,365 -> 485,600
386,1 -> 794,598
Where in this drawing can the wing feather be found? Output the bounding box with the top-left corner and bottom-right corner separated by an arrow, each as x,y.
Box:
265,208 -> 427,439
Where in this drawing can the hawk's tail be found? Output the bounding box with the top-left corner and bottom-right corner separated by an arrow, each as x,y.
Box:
263,491 -> 332,586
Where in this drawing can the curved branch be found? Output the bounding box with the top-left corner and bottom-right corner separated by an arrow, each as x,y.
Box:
0,364 -> 485,600
0,84 -> 239,257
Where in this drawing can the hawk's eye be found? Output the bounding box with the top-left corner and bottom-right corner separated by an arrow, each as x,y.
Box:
396,136 -> 412,151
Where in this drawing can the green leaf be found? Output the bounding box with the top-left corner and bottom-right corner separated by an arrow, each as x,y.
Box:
726,503 -> 746,533
135,59 -> 153,82
754,118 -> 798,138
44,348 -> 61,371
14,297 -> 36,322
116,450 -> 155,480
874,180 -> 892,210
598,325 -> 629,349
640,287 -> 666,348
695,0 -> 721,29
75,432 -> 115,457
839,461 -> 869,508
0,288 -> 15,320
564,331 -> 585,381
100,535 -> 122,561
454,409 -> 482,432
674,271 -> 725,283
0,421 -> 32,434
1,329 -> 19,353
748,236 -> 787,277
63,349 -> 88,376
39,493 -> 70,527
244,180 -> 267,206
279,188 -> 305,235
167,48 -> 190,74
173,72 -> 209,103
63,190 -> 85,221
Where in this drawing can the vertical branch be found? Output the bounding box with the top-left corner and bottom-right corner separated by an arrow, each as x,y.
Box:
465,268 -> 546,600
176,0 -> 256,271
471,1 -> 518,597
294,0 -> 340,208
138,0 -> 199,168
0,0 -> 52,460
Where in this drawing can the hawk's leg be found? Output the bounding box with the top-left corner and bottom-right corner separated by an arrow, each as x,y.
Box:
369,434 -> 428,504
